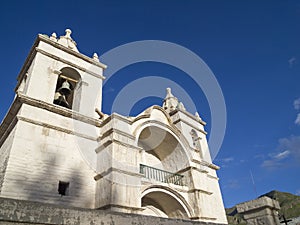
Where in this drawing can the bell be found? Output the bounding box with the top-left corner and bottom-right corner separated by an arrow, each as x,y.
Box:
57,80 -> 72,96
53,92 -> 70,108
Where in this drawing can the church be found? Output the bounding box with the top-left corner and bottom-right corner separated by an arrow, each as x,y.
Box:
0,29 -> 228,224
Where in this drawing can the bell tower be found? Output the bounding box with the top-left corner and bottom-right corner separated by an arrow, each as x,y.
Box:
15,29 -> 106,116
0,29 -> 106,208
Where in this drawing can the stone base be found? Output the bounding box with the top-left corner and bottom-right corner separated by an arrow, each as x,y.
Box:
0,197 -> 226,225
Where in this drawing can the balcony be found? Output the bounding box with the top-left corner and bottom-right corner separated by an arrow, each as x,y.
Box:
140,164 -> 184,186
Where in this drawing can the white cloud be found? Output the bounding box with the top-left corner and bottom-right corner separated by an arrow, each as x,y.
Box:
295,113 -> 300,125
103,87 -> 115,93
221,157 -> 234,163
289,57 -> 297,68
254,154 -> 265,159
215,157 -> 234,163
261,150 -> 290,169
215,157 -> 234,168
224,179 -> 240,189
278,136 -> 300,162
274,150 -> 290,160
261,159 -> 282,169
296,189 -> 300,196
294,98 -> 300,110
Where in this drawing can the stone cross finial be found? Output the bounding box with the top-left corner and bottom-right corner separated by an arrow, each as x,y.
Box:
50,32 -> 57,41
65,29 -> 72,38
163,87 -> 179,113
195,112 -> 201,120
57,28 -> 79,52
93,53 -> 99,62
166,87 -> 174,98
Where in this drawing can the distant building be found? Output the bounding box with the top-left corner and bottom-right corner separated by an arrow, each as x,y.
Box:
0,29 -> 227,224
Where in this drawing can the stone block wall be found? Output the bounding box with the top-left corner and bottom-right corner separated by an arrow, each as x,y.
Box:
0,116 -> 97,209
0,197 -> 227,225
0,127 -> 16,193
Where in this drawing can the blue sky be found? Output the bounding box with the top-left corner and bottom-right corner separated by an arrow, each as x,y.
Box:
0,1 -> 300,208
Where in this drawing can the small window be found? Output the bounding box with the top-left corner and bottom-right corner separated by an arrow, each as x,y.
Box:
58,181 -> 69,196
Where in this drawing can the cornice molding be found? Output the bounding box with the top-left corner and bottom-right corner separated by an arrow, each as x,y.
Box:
173,117 -> 208,135
18,93 -> 102,127
169,109 -> 206,126
94,167 -> 143,181
17,116 -> 96,141
38,34 -> 107,69
15,34 -> 106,91
187,189 -> 213,195
95,139 -> 142,153
99,127 -> 135,141
36,47 -> 105,80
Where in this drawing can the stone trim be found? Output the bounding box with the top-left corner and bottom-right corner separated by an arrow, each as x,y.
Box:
38,34 -> 107,69
206,174 -> 219,181
0,115 -> 18,148
17,116 -> 96,141
36,47 -> 105,80
132,105 -> 174,125
15,34 -> 106,91
15,44 -> 38,91
190,216 -> 217,221
134,119 -> 182,137
177,166 -> 208,174
99,128 -> 135,141
191,160 -> 219,171
173,118 -> 207,135
207,163 -> 220,170
169,109 -> 206,126
18,93 -> 102,127
97,204 -> 144,212
141,181 -> 189,193
100,113 -> 133,127
95,139 -> 143,153
187,189 -> 213,195
191,147 -> 201,153
95,140 -> 113,153
191,159 -> 202,164
94,167 -> 143,181
195,160 -> 220,171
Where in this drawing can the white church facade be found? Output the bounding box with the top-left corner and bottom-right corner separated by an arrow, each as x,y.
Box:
0,29 -> 228,224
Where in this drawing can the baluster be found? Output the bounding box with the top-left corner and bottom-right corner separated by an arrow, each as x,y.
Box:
147,166 -> 149,178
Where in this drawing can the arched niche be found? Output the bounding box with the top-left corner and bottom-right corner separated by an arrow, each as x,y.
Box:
137,124 -> 190,173
53,67 -> 81,111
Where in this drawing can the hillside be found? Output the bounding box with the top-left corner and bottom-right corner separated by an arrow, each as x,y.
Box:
226,190 -> 300,225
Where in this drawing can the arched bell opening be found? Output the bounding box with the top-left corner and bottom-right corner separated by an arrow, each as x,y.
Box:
141,188 -> 191,219
53,67 -> 81,110
138,125 -> 189,186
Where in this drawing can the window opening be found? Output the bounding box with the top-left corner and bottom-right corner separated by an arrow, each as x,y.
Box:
58,181 -> 69,196
53,74 -> 78,109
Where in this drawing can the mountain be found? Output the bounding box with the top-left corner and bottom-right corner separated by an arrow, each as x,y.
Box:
226,190 -> 300,225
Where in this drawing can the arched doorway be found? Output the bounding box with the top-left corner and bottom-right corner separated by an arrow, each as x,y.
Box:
141,187 -> 191,219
